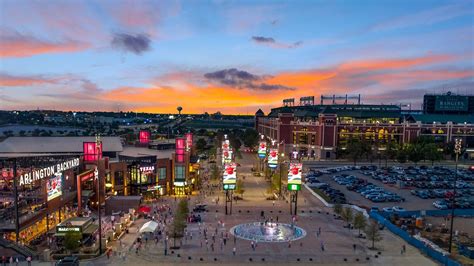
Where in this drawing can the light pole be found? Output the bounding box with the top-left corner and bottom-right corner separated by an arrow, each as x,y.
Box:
448,138 -> 462,254
96,134 -> 103,254
279,153 -> 285,198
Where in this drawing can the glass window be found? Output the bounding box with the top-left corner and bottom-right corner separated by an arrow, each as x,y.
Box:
175,166 -> 185,181
158,167 -> 167,180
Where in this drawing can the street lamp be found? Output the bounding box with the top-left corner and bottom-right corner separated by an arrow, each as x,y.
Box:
96,134 -> 103,254
448,138 -> 462,254
279,153 -> 285,198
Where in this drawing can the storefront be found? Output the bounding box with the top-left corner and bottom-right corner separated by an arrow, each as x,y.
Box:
0,156 -> 81,245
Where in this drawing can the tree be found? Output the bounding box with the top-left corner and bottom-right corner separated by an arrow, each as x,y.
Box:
64,231 -> 82,253
334,203 -> 343,216
196,138 -> 207,152
383,141 -> 398,167
235,179 -> 245,198
169,199 -> 188,248
242,128 -> 259,149
423,143 -> 442,165
396,146 -> 408,164
230,137 -> 242,152
353,212 -> 367,235
364,220 -> 383,249
341,207 -> 353,228
346,138 -> 370,165
407,143 -> 424,165
210,164 -> 220,180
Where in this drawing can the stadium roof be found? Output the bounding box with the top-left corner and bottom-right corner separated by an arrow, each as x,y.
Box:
0,136 -> 123,154
407,114 -> 474,124
268,104 -> 401,118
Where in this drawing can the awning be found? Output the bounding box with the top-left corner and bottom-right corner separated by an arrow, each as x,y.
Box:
82,190 -> 95,198
138,205 -> 151,214
139,221 -> 158,233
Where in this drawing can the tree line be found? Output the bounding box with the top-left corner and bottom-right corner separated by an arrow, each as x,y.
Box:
340,136 -> 457,166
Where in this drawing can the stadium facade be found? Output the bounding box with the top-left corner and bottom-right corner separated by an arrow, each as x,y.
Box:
256,93 -> 474,160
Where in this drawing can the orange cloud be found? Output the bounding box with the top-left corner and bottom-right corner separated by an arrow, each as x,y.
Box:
0,30 -> 89,58
98,53 -> 472,114
0,73 -> 56,86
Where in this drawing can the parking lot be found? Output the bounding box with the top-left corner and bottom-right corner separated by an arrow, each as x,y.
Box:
305,165 -> 474,211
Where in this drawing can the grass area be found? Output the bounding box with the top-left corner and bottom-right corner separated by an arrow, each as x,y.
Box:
311,187 -> 332,203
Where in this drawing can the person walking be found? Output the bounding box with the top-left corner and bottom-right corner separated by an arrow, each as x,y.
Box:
233,246 -> 236,256
26,256 -> 31,266
320,241 -> 325,252
353,244 -> 356,252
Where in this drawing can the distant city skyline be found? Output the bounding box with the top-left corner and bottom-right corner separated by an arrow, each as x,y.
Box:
0,0 -> 473,114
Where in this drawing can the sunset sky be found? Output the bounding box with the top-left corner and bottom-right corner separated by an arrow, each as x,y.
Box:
0,0 -> 473,114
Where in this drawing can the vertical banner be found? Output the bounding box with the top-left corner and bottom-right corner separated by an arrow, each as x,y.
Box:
223,163 -> 237,190
258,141 -> 267,158
175,138 -> 185,163
287,163 -> 302,191
185,133 -> 193,152
83,142 -> 102,162
139,130 -> 151,144
268,148 -> 278,168
221,140 -> 230,165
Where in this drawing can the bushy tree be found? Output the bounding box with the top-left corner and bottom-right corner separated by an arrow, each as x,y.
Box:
64,231 -> 82,253
169,199 -> 189,248
196,138 -> 207,152
242,128 -> 259,148
423,143 -> 442,165
346,138 -> 370,165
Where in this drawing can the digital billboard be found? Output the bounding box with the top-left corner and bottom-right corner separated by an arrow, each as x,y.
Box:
185,133 -> 193,152
435,95 -> 469,112
83,142 -> 102,162
175,138 -> 186,163
223,149 -> 233,164
287,163 -> 302,191
47,173 -> 62,201
223,163 -> 237,185
139,130 -> 151,144
268,149 -> 278,168
258,141 -> 267,158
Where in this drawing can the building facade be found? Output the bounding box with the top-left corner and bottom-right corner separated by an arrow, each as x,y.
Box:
256,94 -> 474,160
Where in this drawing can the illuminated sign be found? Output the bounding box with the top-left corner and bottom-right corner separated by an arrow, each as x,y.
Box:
268,149 -> 278,168
140,166 -> 155,173
56,226 -> 81,233
223,149 -> 233,164
19,158 -> 80,186
78,169 -> 94,182
139,130 -> 151,144
435,95 -> 468,112
223,184 -> 236,190
47,173 -> 63,201
83,142 -> 102,162
185,133 -> 193,152
288,184 -> 301,191
258,141 -> 267,159
287,163 -> 302,191
223,163 -> 237,188
175,138 -> 186,163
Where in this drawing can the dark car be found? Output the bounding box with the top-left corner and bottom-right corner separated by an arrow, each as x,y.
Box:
56,257 -> 79,266
193,204 -> 207,212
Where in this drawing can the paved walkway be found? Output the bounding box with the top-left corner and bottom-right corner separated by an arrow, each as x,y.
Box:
35,151 -> 437,266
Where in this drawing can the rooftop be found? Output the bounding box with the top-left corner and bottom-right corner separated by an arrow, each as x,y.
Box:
0,136 -> 123,154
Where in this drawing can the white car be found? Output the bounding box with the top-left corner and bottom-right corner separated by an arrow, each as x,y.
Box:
392,206 -> 406,212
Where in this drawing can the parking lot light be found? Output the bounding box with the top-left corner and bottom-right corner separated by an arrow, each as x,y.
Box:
448,138 -> 462,254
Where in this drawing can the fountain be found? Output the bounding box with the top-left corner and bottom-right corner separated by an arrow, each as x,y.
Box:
230,222 -> 306,242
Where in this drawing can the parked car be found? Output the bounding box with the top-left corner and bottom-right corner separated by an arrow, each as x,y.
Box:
392,206 -> 406,212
